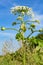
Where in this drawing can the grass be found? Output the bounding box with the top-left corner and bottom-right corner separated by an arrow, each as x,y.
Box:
0,33 -> 43,65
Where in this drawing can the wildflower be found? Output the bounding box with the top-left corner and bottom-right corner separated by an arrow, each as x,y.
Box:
11,6 -> 32,15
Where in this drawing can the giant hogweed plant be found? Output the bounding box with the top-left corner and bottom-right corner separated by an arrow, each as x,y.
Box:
0,6 -> 43,65
1,6 -> 43,42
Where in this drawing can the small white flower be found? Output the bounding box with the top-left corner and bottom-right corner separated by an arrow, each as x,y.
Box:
21,11 -> 25,15
29,8 -> 32,10
15,6 -> 19,10
23,6 -> 26,10
27,11 -> 30,15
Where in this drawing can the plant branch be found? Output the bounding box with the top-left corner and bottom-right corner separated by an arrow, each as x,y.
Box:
27,32 -> 33,38
27,30 -> 41,38
6,28 -> 19,32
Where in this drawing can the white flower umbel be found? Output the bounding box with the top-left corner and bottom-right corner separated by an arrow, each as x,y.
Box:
11,6 -> 34,17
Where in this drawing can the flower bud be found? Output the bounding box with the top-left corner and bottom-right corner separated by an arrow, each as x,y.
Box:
35,20 -> 40,23
1,27 -> 6,31
39,28 -> 43,32
30,24 -> 35,28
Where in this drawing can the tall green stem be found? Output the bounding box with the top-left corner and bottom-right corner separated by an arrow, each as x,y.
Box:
22,31 -> 26,65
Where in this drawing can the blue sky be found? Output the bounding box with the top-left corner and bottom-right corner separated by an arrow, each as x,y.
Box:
0,0 -> 43,55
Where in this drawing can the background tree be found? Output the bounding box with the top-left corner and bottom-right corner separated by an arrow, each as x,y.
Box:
2,39 -> 14,55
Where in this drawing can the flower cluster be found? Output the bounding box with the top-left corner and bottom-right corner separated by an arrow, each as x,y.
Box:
11,6 -> 34,17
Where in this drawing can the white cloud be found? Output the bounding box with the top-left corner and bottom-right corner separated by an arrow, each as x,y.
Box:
0,32 -> 15,38
33,13 -> 43,27
34,14 -> 43,21
35,23 -> 43,27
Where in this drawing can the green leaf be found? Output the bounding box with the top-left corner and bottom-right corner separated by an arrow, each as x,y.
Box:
12,22 -> 16,26
15,32 -> 23,40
